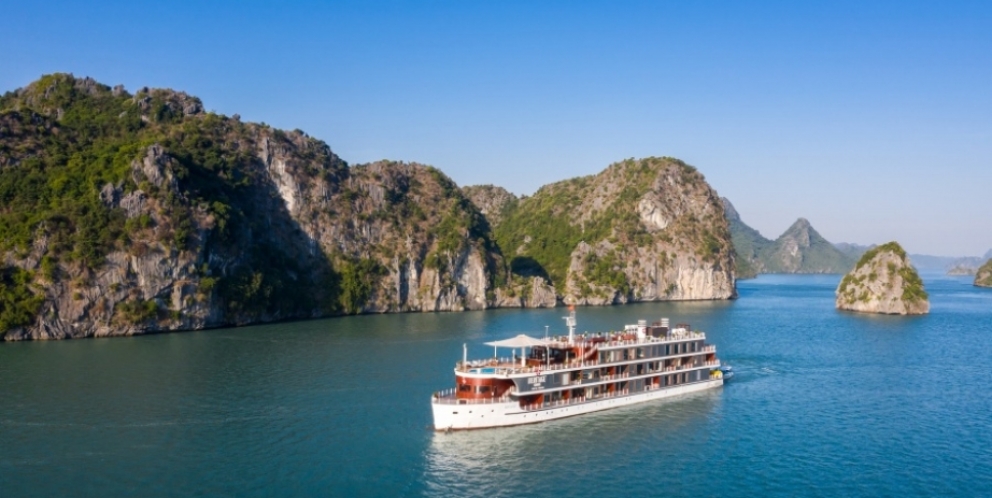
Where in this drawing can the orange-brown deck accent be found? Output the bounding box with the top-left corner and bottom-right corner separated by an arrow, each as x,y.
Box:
455,376 -> 514,399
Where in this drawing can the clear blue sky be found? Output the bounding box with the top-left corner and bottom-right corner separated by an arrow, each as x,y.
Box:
4,1 -> 990,256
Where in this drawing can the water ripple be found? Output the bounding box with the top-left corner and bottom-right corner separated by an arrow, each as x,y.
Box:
0,274 -> 990,496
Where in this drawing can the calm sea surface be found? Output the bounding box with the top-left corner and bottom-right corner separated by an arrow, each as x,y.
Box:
2,274 -> 991,497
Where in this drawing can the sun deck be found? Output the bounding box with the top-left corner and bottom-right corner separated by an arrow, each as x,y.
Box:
456,330 -> 714,376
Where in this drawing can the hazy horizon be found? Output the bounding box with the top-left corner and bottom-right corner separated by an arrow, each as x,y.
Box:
4,1 -> 990,257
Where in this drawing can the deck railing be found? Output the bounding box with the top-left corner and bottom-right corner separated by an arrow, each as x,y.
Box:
520,374 -> 719,411
431,389 -> 512,406
457,349 -> 720,375
543,331 -> 707,350
434,368 -> 724,408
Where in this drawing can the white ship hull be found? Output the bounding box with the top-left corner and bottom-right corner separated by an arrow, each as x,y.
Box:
432,378 -> 722,431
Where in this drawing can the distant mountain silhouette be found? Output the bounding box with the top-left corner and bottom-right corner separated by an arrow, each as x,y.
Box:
722,198 -> 855,278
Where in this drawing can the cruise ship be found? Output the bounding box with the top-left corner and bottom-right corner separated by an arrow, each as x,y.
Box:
431,309 -> 726,430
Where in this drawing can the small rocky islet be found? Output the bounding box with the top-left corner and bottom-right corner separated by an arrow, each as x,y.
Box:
947,264 -> 977,276
835,242 -> 929,315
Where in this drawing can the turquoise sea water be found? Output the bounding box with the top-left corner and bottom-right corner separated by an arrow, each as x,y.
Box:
1,274 -> 991,497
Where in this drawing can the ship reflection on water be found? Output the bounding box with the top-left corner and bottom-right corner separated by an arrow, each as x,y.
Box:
423,389 -> 723,496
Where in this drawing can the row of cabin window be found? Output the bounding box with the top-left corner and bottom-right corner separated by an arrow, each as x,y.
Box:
603,341 -> 701,362
458,385 -> 492,393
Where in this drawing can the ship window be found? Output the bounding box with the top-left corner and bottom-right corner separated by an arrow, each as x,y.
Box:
478,386 -> 490,393
459,385 -> 471,392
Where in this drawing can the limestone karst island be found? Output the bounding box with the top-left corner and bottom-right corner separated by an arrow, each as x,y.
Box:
835,242 -> 930,315
975,259 -> 992,288
0,74 -> 737,341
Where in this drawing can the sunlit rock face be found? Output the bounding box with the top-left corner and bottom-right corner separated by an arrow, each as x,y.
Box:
836,242 -> 929,315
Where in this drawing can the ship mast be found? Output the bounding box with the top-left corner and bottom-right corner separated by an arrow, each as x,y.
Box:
564,305 -> 576,344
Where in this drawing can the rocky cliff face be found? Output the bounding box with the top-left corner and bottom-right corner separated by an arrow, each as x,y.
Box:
1,98 -> 353,339
461,184 -> 561,308
490,276 -> 559,308
493,157 -> 737,306
836,242 -> 929,315
975,259 -> 992,287
461,185 -> 517,228
299,160 -> 499,313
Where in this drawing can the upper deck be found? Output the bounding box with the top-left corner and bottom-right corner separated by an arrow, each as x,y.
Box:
456,328 -> 715,378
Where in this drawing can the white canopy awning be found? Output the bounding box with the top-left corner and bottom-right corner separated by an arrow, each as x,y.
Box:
484,334 -> 549,348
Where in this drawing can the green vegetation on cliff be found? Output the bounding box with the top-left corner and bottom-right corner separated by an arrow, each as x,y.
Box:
0,77 -> 141,269
839,241 -> 928,305
0,74 -> 736,339
974,259 -> 992,287
0,267 -> 44,331
494,158 -> 695,286
494,177 -> 611,286
0,74 -> 349,333
493,157 -> 734,302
